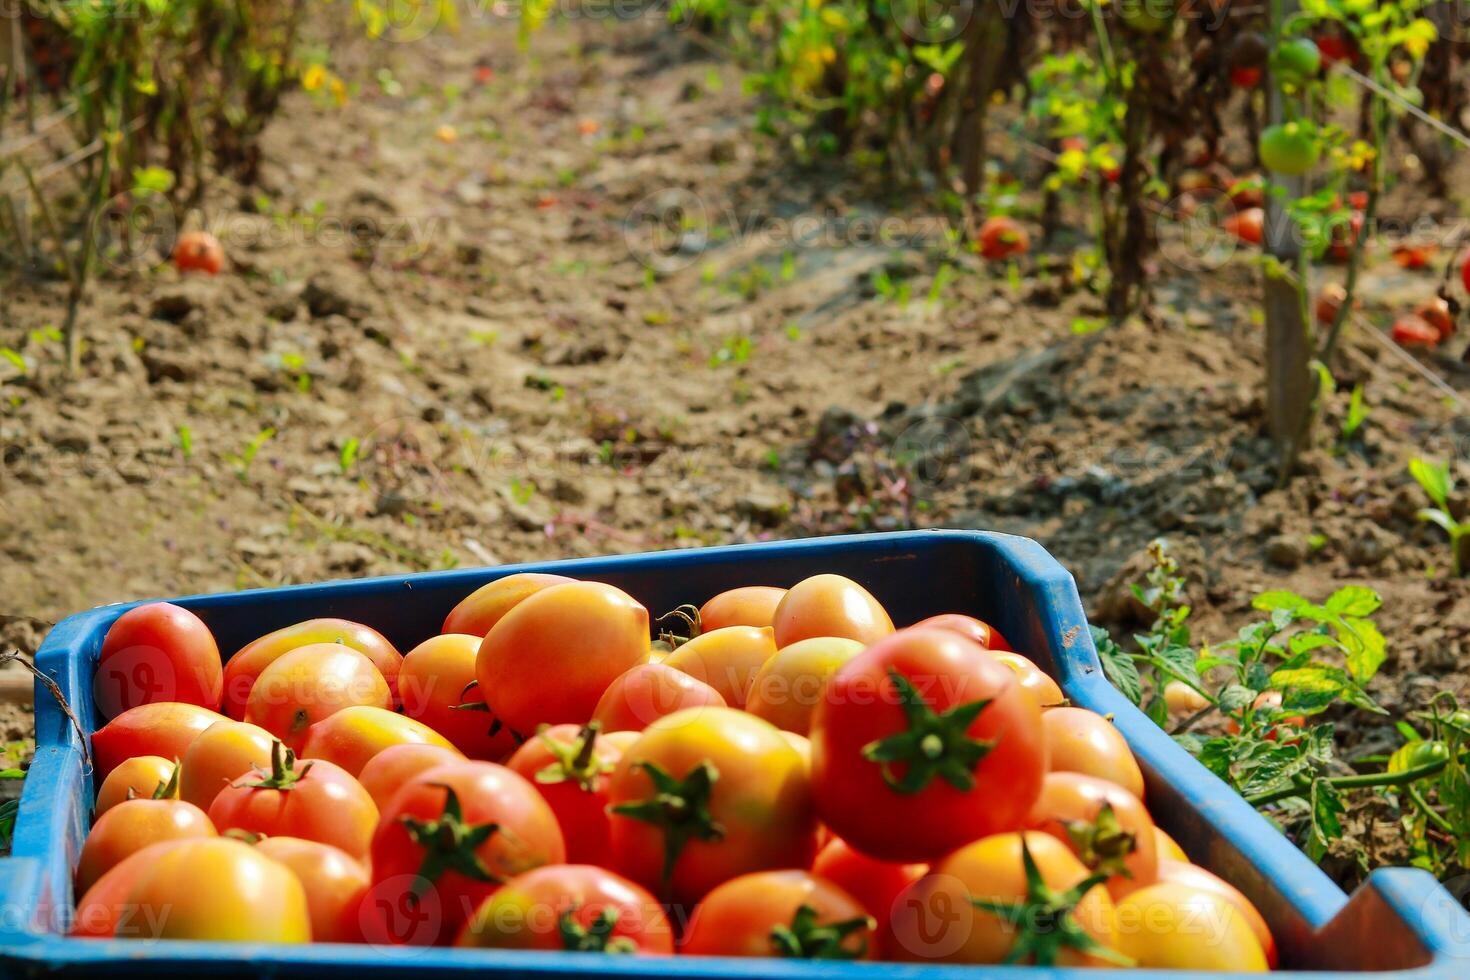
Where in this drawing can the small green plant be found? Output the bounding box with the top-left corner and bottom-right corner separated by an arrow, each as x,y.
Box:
509,478 -> 537,506
1338,384 -> 1370,448
709,335 -> 753,369
176,425 -> 194,459
339,437 -> 361,476
228,427 -> 276,481
1409,458 -> 1468,576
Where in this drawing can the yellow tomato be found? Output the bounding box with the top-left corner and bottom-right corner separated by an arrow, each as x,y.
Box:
662,625 -> 778,709
94,756 -> 174,817
772,574 -> 894,647
746,637 -> 863,735
1041,706 -> 1146,799
298,704 -> 456,777
1113,881 -> 1268,971
179,719 -> 276,811
442,572 -> 575,636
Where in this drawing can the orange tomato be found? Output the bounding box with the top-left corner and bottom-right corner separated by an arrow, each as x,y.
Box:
298,704 -> 456,777
746,637 -> 864,735
1416,296 -> 1455,342
1026,771 -> 1158,897
1155,825 -> 1189,862
910,612 -> 1012,651
119,838 -> 310,942
72,841 -> 181,938
811,838 -> 926,945
888,832 -> 1118,965
682,870 -> 874,959
772,574 -> 894,648
456,864 -> 674,953
75,794 -> 216,894
179,719 -> 276,811
244,644 -> 392,751
592,662 -> 727,731
993,651 -> 1065,708
222,618 -> 401,718
478,581 -> 650,734
1224,207 -> 1264,246
255,837 -> 371,944
91,702 -> 225,778
399,634 -> 520,759
978,216 -> 1030,261
94,755 -> 174,817
662,625 -> 778,709
172,231 -> 226,276
1139,860 -> 1278,968
1042,706 -> 1146,799
208,741 -> 379,860
443,572 -> 575,636
1113,881 -> 1268,971
357,741 -> 465,811
698,586 -> 787,632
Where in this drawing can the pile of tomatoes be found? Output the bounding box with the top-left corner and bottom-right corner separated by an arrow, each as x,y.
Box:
73,572 -> 1276,971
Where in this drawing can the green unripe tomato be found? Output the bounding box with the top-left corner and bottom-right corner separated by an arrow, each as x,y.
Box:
1272,38 -> 1322,86
1387,740 -> 1450,774
1118,0 -> 1175,34
1259,122 -> 1320,176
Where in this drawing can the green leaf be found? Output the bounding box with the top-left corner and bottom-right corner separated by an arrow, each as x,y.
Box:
1307,779 -> 1345,861
1339,617 -> 1387,683
1325,586 -> 1381,618
1270,666 -> 1347,714
1091,626 -> 1141,705
1409,458 -> 1452,511
1216,685 -> 1257,712
131,165 -> 175,196
1253,591 -> 1308,613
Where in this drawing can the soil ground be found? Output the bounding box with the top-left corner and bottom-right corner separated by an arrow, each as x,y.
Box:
2,13 -> 1470,879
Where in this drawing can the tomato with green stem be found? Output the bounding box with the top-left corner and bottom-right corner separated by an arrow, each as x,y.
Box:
255,837 -> 370,944
399,634 -> 519,760
1026,772 -> 1157,898
479,581 -> 650,735
661,625 -> 778,709
698,586 -> 786,632
682,870 -> 874,959
1041,707 -> 1146,799
444,573 -> 576,636
456,864 -> 674,954
96,602 -> 223,718
606,706 -> 818,905
593,662 -> 727,732
1112,880 -> 1268,971
507,723 -> 638,865
223,618 -> 402,718
92,701 -> 225,778
811,628 -> 1045,862
94,755 -> 174,817
772,574 -> 894,648
299,704 -> 457,777
358,742 -> 465,811
244,644 -> 391,751
208,740 -> 378,860
887,832 -> 1122,966
76,768 -> 216,894
367,760 -> 566,946
179,719 -> 275,812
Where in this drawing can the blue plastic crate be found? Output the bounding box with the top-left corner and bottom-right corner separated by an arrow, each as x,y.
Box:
2,529 -> 1468,977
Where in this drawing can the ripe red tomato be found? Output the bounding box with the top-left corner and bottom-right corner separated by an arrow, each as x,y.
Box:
75,792 -> 216,894
1314,33 -> 1355,67
172,230 -> 225,275
888,831 -> 1119,965
208,741 -> 378,860
593,662 -> 727,731
1416,297 -> 1455,342
699,586 -> 787,631
746,637 -> 864,736
811,838 -> 926,946
811,628 -> 1045,862
1042,707 -> 1145,799
977,216 -> 1029,261
911,612 -> 1012,651
478,581 -> 650,734
507,724 -> 639,866
96,603 -> 222,717
399,633 -> 519,759
607,707 -> 818,905
357,741 -> 464,811
1025,771 -> 1158,898
1224,207 -> 1264,246
298,704 -> 455,776
1230,66 -> 1262,88
255,837 -> 370,944
244,643 -> 392,750
1315,282 -> 1347,325
178,719 -> 275,812
661,625 -> 778,708
1395,244 -> 1437,269
91,701 -> 226,778
118,838 -> 309,942
456,864 -> 674,953
1113,880 -> 1268,970
366,761 -> 566,946
1393,314 -> 1442,348
682,870 -> 874,959
772,574 -> 894,648
94,755 -> 174,817
442,573 -> 576,636
223,619 -> 401,719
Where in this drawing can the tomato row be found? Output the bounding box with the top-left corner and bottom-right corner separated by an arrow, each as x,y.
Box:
74,573 -> 1276,970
